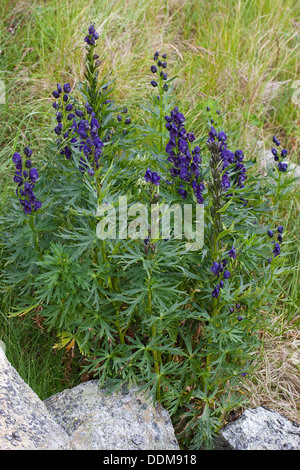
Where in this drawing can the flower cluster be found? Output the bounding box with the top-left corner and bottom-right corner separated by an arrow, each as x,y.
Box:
150,51 -> 168,92
84,23 -> 99,46
52,82 -> 72,113
51,83 -> 104,172
73,107 -> 104,174
271,136 -> 288,172
52,82 -> 77,160
144,168 -> 161,185
12,147 -> 42,215
210,245 -> 236,298
267,225 -> 284,260
207,125 -> 247,190
165,107 -> 204,204
229,303 -> 243,321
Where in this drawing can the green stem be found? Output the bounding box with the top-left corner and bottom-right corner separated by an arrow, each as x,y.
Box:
148,286 -> 161,400
28,215 -> 42,260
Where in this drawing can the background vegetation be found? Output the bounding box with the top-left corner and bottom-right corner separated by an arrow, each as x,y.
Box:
0,0 -> 299,425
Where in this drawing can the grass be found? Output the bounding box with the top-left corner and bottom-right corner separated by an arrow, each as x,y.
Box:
0,0 -> 299,422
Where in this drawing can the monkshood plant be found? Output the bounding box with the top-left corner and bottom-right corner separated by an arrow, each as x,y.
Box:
0,24 -> 293,449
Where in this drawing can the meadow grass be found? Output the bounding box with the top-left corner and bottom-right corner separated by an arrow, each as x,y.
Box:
0,0 -> 299,419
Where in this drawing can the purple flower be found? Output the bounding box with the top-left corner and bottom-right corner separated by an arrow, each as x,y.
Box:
178,139 -> 188,153
12,153 -> 22,165
63,83 -> 72,94
210,262 -> 220,275
144,168 -> 160,185
221,173 -> 231,190
12,149 -> 41,215
165,107 -> 204,203
223,270 -> 231,279
24,146 -> 33,157
234,149 -> 244,161
84,23 -> 99,46
278,162 -> 288,172
267,230 -> 274,237
209,126 -> 217,139
29,168 -> 39,183
228,246 -> 236,259
273,243 -> 280,257
212,285 -> 220,298
218,131 -> 227,142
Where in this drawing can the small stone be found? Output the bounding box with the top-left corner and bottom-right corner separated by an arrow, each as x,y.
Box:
216,407 -> 300,450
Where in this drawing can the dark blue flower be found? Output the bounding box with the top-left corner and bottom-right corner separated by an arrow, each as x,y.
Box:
29,168 -> 39,183
278,162 -> 288,172
210,262 -> 220,275
273,243 -> 280,257
24,146 -> 33,158
63,83 -> 71,94
165,107 -> 204,203
218,131 -> 227,142
212,285 -> 220,298
221,173 -> 231,189
144,168 -> 160,185
12,153 -> 22,165
234,150 -> 244,161
12,148 -> 41,214
85,23 -> 99,46
228,245 -> 236,259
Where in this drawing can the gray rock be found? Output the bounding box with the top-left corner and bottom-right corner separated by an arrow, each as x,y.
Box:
217,407 -> 300,450
0,346 -> 70,450
44,380 -> 179,450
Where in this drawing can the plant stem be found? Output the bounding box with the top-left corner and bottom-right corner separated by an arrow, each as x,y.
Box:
148,285 -> 161,400
28,215 -> 42,260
